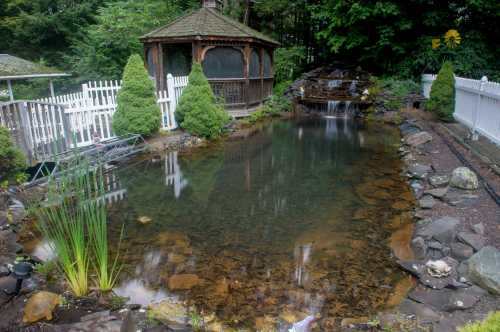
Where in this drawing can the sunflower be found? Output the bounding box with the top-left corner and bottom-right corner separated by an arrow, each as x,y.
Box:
444,29 -> 461,48
432,38 -> 441,49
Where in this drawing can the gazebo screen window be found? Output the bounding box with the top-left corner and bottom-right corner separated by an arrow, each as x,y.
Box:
249,50 -> 260,79
146,48 -> 156,77
203,47 -> 244,79
164,44 -> 192,77
263,50 -> 272,77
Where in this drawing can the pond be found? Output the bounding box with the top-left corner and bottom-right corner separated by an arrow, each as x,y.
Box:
30,117 -> 416,330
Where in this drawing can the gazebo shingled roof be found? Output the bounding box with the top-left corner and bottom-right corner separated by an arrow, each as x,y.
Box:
140,7 -> 279,46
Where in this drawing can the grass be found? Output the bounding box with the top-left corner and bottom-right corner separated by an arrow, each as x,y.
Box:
34,157 -> 122,296
459,312 -> 500,332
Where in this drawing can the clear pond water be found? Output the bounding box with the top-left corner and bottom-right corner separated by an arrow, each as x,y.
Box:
30,117 -> 416,330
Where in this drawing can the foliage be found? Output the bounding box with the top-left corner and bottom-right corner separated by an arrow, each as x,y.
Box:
459,312 -> 500,332
370,77 -> 420,111
176,63 -> 230,139
248,95 -> 291,124
113,54 -> 161,137
34,157 -> 122,296
273,80 -> 292,97
67,0 -> 190,80
427,61 -> 455,121
0,126 -> 27,185
274,47 -> 307,83
34,260 -> 57,282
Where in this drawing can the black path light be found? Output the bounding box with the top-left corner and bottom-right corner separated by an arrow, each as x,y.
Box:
3,261 -> 33,295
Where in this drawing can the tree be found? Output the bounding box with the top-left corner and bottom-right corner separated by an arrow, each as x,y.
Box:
112,54 -> 161,137
426,61 -> 455,122
0,126 -> 26,184
176,63 -> 230,139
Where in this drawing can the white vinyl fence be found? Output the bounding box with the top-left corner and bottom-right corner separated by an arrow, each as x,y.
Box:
422,74 -> 500,145
38,74 -> 188,147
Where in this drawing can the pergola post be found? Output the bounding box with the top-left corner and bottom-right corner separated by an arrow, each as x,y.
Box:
49,80 -> 55,99
243,44 -> 251,108
7,80 -> 14,101
158,43 -> 165,90
152,43 -> 162,90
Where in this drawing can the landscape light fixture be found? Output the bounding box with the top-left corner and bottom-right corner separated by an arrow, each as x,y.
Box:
3,261 -> 33,295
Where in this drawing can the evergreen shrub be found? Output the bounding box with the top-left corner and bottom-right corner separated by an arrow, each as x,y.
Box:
427,61 -> 456,121
113,54 -> 161,137
0,126 -> 26,185
176,63 -> 230,139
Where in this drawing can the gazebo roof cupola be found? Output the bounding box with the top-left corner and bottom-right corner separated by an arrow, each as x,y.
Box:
202,0 -> 222,10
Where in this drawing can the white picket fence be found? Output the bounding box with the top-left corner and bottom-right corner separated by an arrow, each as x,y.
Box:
422,74 -> 500,145
38,74 -> 188,147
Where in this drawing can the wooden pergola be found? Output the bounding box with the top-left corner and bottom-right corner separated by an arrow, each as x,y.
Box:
0,54 -> 70,101
140,0 -> 279,114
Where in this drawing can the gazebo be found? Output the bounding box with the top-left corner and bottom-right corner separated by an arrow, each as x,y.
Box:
0,54 -> 70,101
140,0 -> 279,114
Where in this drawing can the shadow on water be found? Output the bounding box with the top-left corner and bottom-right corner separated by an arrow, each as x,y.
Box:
28,117 -> 416,330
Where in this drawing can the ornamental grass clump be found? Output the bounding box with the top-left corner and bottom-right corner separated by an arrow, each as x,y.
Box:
0,126 -> 27,185
427,61 -> 455,122
113,54 -> 161,137
459,311 -> 500,332
35,158 -> 122,296
176,63 -> 230,139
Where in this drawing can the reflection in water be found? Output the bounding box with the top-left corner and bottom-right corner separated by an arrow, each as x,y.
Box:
31,239 -> 56,261
69,118 -> 414,329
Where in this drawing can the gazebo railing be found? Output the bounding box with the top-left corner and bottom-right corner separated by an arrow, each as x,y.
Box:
208,77 -> 274,108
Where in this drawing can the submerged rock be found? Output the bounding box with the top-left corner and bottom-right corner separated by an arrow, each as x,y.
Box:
466,246 -> 500,295
457,232 -> 485,252
449,167 -> 479,190
419,195 -> 436,209
167,274 -> 200,290
450,242 -> 474,261
23,291 -> 61,323
148,299 -> 188,324
424,187 -> 448,199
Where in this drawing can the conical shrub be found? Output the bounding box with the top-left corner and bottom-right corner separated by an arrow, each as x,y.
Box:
176,63 -> 230,139
113,54 -> 161,137
427,61 -> 455,122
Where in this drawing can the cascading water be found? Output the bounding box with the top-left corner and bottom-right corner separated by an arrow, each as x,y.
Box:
327,79 -> 342,89
326,100 -> 358,118
349,80 -> 358,97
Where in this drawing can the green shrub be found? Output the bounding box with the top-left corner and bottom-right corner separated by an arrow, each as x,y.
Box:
0,126 -> 26,185
370,77 -> 420,111
459,311 -> 500,332
176,63 -> 230,139
427,61 -> 455,122
113,54 -> 161,137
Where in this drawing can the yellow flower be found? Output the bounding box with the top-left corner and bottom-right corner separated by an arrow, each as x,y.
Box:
432,38 -> 441,49
444,29 -> 461,48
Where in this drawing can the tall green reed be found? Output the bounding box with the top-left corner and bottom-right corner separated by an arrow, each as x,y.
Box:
35,157 -> 122,296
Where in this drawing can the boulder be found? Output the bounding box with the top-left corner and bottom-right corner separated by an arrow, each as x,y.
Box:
457,232 -> 485,252
450,242 -> 474,261
405,131 -> 433,147
407,164 -> 432,179
411,237 -> 427,260
167,274 -> 200,290
429,174 -> 450,187
415,216 -> 460,244
466,246 -> 500,295
408,285 -> 485,312
419,195 -> 436,209
23,291 -> 61,323
449,167 -> 479,190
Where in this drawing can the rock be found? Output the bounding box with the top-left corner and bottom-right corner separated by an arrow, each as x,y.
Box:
411,237 -> 427,260
457,232 -> 485,252
405,131 -> 433,147
424,187 -> 448,199
429,174 -> 450,187
0,211 -> 7,227
419,195 -> 436,209
466,246 -> 500,295
137,216 -> 152,224
0,265 -> 9,277
398,299 -> 441,323
340,316 -> 368,328
444,190 -> 479,207
148,299 -> 188,324
471,223 -> 485,236
408,285 -> 485,312
451,242 -> 474,261
407,164 -> 432,179
168,253 -> 186,264
168,274 -> 200,290
399,257 -> 459,290
415,216 -> 460,244
214,278 -> 229,296
450,167 -> 479,190
23,291 -> 61,323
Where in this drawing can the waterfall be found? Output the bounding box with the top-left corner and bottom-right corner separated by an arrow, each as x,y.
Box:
325,100 -> 358,118
349,80 -> 358,97
327,79 -> 342,88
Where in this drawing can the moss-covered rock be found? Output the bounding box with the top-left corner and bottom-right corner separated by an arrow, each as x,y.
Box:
112,54 -> 161,137
427,61 -> 455,122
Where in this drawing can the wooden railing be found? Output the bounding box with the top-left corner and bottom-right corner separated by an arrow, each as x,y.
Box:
209,77 -> 274,108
